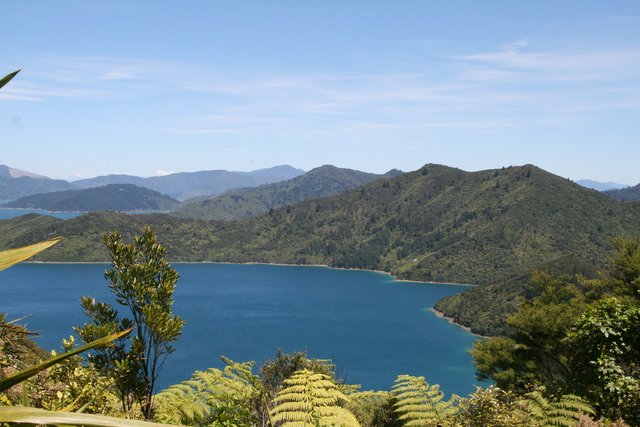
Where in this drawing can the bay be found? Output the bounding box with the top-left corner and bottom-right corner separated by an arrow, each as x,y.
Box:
0,207 -> 82,220
0,263 -> 487,395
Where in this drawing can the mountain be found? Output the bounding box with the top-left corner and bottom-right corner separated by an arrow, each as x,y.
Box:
576,179 -> 628,191
173,165 -> 402,221
3,164 -> 640,335
2,184 -> 179,212
72,174 -> 146,188
0,164 -> 78,201
74,165 -> 305,200
605,183 -> 640,201
0,164 -> 49,180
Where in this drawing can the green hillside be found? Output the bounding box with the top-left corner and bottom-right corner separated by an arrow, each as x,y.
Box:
3,163 -> 640,335
605,183 -> 640,201
2,184 -> 179,212
173,165 -> 399,220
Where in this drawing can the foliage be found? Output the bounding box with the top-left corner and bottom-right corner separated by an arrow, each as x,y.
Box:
609,237 -> 640,300
0,406 -> 174,426
391,374 -> 458,427
0,69 -> 20,90
154,357 -> 261,426
270,368 -> 361,427
0,238 -> 61,271
472,237 -> 640,425
605,184 -> 640,202
260,350 -> 337,399
514,390 -> 594,427
347,390 -> 401,427
35,336 -> 118,414
454,386 -> 527,427
75,226 -> 185,419
566,298 -> 640,424
0,329 -> 171,427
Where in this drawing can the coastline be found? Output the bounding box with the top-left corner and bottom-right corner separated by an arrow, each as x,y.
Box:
26,259 -> 474,287
25,260 -> 479,333
429,307 -> 486,338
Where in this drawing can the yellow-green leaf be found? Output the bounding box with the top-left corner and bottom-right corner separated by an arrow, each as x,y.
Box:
0,328 -> 131,392
0,238 -> 62,271
0,406 -> 174,427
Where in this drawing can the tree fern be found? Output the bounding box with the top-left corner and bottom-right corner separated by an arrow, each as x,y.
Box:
154,358 -> 260,426
270,369 -> 361,427
515,390 -> 594,427
391,375 -> 458,426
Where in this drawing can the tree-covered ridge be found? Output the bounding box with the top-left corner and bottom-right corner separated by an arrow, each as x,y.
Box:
2,163 -> 640,335
2,184 -> 180,212
605,183 -> 640,202
173,165 -> 400,221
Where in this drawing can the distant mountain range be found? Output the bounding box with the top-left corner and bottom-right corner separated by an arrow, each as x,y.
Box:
605,183 -> 640,201
2,184 -> 179,212
576,179 -> 629,191
0,164 -> 305,202
0,165 -> 78,201
74,165 -> 305,200
3,163 -> 640,336
173,165 -> 403,220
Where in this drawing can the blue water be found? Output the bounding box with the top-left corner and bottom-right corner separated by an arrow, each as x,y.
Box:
0,208 -> 169,220
0,208 -> 82,220
0,263 -> 486,395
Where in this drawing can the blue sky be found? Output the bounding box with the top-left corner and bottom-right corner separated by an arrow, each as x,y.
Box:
2,1 -> 639,184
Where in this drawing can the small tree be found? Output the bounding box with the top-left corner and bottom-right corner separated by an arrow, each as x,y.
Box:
75,227 -> 185,419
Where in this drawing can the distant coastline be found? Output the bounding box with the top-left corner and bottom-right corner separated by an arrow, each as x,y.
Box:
26,259 -> 474,286
429,307 -> 487,338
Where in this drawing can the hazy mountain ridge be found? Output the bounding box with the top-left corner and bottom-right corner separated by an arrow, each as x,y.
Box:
2,184 -> 179,212
0,164 -> 50,180
3,163 -> 640,335
576,179 -> 629,191
0,163 -> 79,200
173,165 -> 402,221
75,165 -> 305,200
0,164 -> 305,202
604,183 -> 640,201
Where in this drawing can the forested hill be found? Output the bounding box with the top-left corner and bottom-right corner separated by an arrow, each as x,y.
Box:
3,164 -> 640,335
173,165 -> 402,221
605,183 -> 640,201
2,184 -> 179,212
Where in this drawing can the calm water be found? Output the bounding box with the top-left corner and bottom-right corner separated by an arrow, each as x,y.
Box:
0,208 -> 168,220
0,207 -> 82,220
1,263 -> 486,395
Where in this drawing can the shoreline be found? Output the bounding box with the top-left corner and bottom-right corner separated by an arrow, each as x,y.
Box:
25,260 -> 479,334
26,260 -> 475,287
429,307 -> 486,338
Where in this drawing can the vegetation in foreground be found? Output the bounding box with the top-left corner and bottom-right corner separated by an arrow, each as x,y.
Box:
1,224 -> 639,426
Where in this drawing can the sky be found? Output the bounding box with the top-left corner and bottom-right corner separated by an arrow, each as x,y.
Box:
1,0 -> 640,184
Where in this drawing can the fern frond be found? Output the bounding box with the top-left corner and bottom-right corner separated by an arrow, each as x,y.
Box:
391,375 -> 458,425
515,391 -> 594,427
270,369 -> 361,427
154,358 -> 259,425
